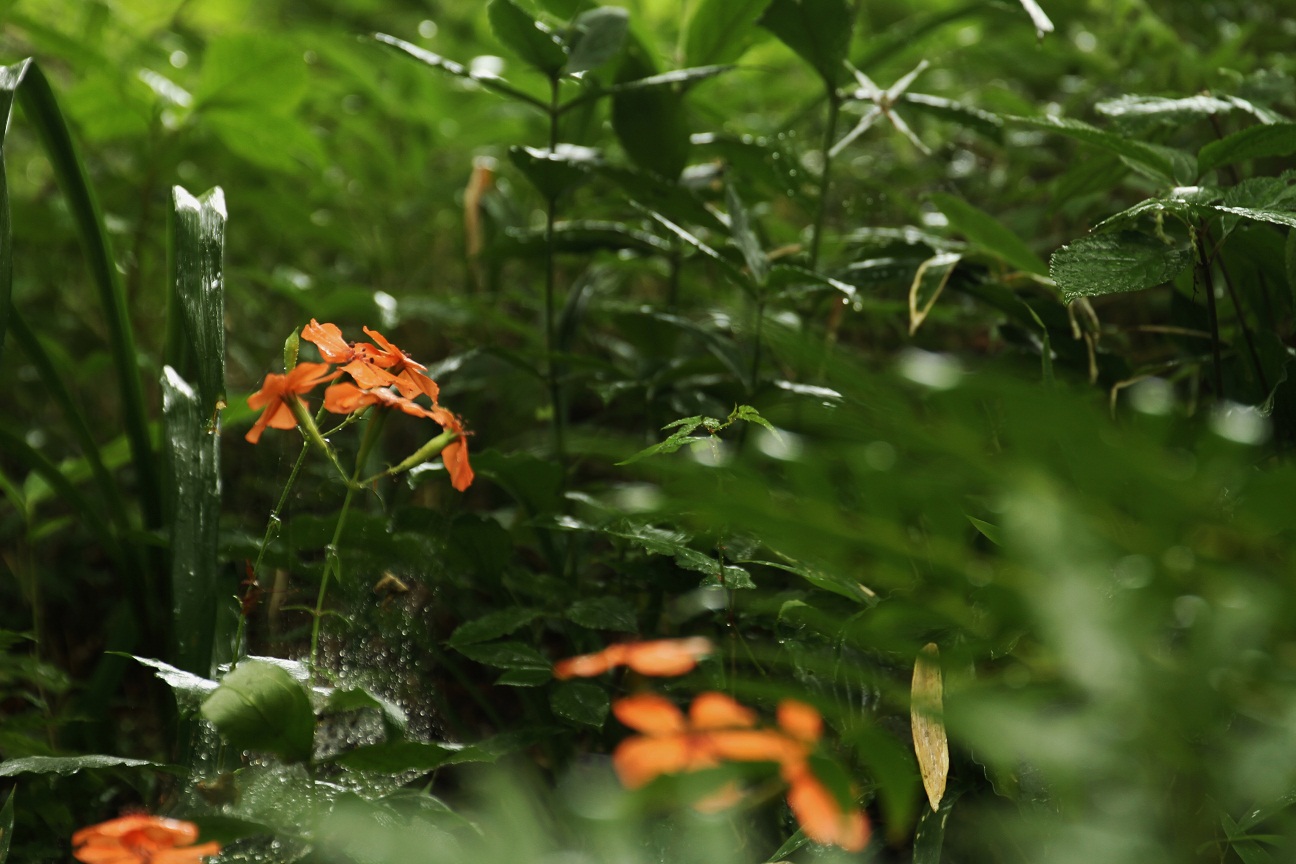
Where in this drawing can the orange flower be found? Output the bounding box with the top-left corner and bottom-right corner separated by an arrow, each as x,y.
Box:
611,693 -> 870,852
611,691 -> 758,788
72,815 -> 220,864
427,405 -> 474,492
323,381 -> 436,419
782,761 -> 871,852
245,362 -> 340,444
300,321 -> 441,402
357,326 -> 440,403
553,637 -> 714,680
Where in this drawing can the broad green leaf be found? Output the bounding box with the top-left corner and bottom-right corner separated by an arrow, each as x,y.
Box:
912,786 -> 959,864
1010,114 -> 1187,185
1199,123 -> 1296,176
166,186 -> 227,415
333,741 -> 459,772
448,608 -> 542,647
204,109 -> 325,173
194,34 -> 308,113
929,192 -> 1048,275
488,0 -> 568,76
1050,231 -> 1192,301
456,641 -> 552,671
550,681 -> 609,727
759,0 -> 853,88
1015,0 -> 1054,38
612,36 -> 689,180
372,34 -> 547,111
200,660 -> 316,763
536,0 -> 596,16
162,368 -> 222,676
725,181 -> 768,286
1211,205 -> 1296,230
0,755 -> 174,777
1097,94 -> 1234,123
564,7 -> 629,74
509,144 -> 599,200
604,522 -> 755,588
565,596 -> 637,631
322,687 -> 409,740
4,60 -> 159,529
684,0 -> 774,67
122,653 -> 218,705
901,93 -> 1005,143
499,220 -> 671,256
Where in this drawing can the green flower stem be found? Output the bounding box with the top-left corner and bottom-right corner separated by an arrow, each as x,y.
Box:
544,73 -> 567,466
365,429 -> 456,484
308,410 -> 386,674
288,396 -> 349,484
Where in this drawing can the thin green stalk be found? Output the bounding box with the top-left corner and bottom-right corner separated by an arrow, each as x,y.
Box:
309,410 -> 385,673
809,93 -> 842,272
544,74 -> 567,463
1204,226 -> 1269,395
1194,226 -> 1224,397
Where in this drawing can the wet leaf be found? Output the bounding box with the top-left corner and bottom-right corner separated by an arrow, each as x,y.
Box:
201,660 -> 316,763
908,251 -> 961,335
910,643 -> 948,812
928,192 -> 1047,275
684,0 -> 775,66
1010,114 -> 1190,185
1050,231 -> 1192,301
333,741 -> 460,773
509,144 -> 599,200
323,687 -> 409,740
566,596 -> 638,631
122,653 -> 218,706
167,186 -> 226,414
488,0 -> 567,76
448,608 -> 542,647
1199,123 -> 1296,176
564,7 -> 629,74
612,36 -> 689,180
760,0 -> 852,88
0,755 -> 175,777
550,680 -> 610,726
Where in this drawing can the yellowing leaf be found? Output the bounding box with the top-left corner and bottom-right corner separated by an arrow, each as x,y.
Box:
910,642 -> 948,812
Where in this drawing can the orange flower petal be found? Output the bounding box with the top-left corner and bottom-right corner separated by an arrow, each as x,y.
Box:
553,644 -> 630,679
692,780 -> 746,813
705,729 -> 806,765
301,320 -> 354,363
153,843 -> 223,864
612,693 -> 687,735
72,816 -> 219,864
777,699 -> 823,744
612,735 -> 695,788
394,368 -> 441,403
323,381 -> 378,414
689,692 -> 757,730
785,769 -> 870,852
623,637 -> 713,677
342,358 -> 401,390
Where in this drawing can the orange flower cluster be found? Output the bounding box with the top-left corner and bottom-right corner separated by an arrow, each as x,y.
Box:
245,320 -> 473,491
612,692 -> 870,852
551,638 -> 870,851
72,815 -> 220,864
553,637 -> 714,679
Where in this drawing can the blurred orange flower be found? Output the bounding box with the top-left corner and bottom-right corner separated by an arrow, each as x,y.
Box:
553,637 -> 714,679
245,362 -> 340,444
72,814 -> 220,864
611,693 -> 870,852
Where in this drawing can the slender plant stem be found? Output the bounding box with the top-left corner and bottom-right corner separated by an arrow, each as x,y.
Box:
309,411 -> 385,674
1194,227 -> 1225,397
544,75 -> 567,463
1204,226 -> 1269,394
809,93 -> 842,272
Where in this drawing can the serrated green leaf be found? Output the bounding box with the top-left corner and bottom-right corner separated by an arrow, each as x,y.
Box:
200,660 -> 316,763
564,7 -> 628,74
488,0 -> 568,76
456,640 -> 552,672
566,596 -> 638,631
929,192 -> 1047,275
550,681 -> 610,726
1010,114 -> 1187,185
684,0 -> 775,67
1050,231 -> 1192,301
760,0 -> 852,88
1199,123 -> 1296,176
448,608 -> 542,647
1211,205 -> 1296,230
0,755 -> 174,777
